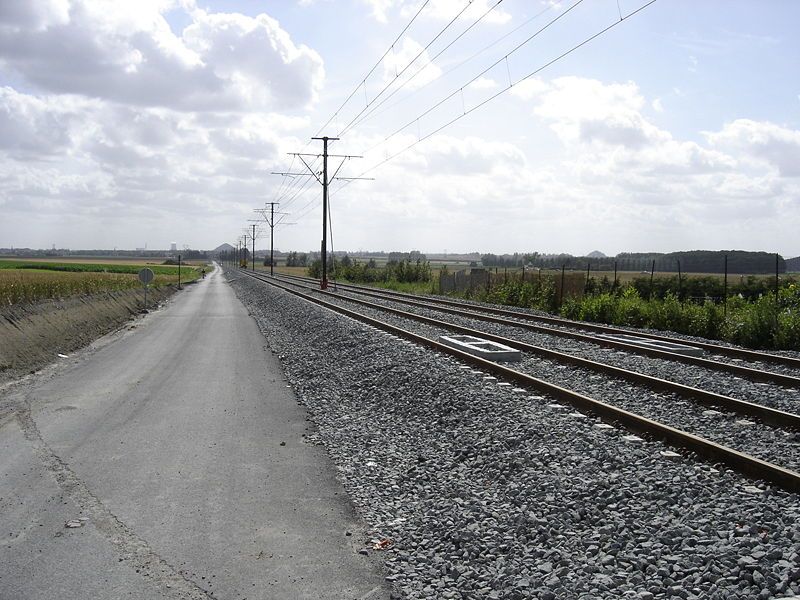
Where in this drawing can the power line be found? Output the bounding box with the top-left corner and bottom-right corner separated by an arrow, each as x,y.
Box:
336,0 -> 477,139
311,0 -> 433,139
275,155 -> 321,206
346,1 -> 560,133
372,0 -> 588,154
272,1 -> 433,218
347,0 -> 658,183
339,0 -> 508,137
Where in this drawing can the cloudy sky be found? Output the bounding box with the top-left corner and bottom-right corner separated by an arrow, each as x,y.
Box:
0,0 -> 798,256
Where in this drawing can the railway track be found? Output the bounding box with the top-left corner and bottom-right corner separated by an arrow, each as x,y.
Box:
276,272 -> 800,388
273,273 -> 800,429
235,268 -> 800,493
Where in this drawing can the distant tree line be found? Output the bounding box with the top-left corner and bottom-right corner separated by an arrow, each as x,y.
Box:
480,250 -> 786,274
308,253 -> 431,284
285,251 -> 309,267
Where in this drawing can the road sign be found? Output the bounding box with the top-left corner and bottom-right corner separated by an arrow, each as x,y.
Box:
138,268 -> 154,285
138,268 -> 154,310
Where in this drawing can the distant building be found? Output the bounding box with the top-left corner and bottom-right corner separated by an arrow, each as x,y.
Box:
170,242 -> 178,252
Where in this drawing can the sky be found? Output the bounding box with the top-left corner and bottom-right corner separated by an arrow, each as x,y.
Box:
0,0 -> 798,256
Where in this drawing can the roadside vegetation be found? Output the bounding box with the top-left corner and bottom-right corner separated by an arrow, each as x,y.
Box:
0,260 -> 201,305
320,259 -> 799,350
462,273 -> 800,350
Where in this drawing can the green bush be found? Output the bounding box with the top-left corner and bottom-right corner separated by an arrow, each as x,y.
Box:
308,256 -> 432,285
550,284 -> 797,350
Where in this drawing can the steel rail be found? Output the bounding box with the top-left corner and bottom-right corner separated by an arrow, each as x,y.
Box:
274,274 -> 800,389
280,272 -> 800,370
236,269 -> 800,493
267,272 -> 800,430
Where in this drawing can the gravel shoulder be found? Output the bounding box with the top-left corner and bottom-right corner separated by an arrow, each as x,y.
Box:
229,271 -> 800,600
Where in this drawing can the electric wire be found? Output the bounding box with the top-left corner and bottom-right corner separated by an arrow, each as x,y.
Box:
342,0 -> 658,186
336,0 -> 477,140
346,1 -> 559,133
311,0 -> 432,139
368,0 -> 588,156
340,0 -> 509,137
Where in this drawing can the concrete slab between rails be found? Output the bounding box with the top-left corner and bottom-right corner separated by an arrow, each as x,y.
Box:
439,335 -> 521,362
597,333 -> 705,357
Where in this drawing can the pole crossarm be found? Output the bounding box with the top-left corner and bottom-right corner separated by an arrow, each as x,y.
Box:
279,135 -> 371,290
294,154 -> 323,185
289,152 -> 362,159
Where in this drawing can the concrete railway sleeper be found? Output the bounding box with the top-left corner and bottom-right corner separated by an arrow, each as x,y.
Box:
238,269 -> 800,494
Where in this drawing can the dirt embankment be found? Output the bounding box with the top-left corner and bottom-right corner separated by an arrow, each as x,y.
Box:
0,286 -> 177,384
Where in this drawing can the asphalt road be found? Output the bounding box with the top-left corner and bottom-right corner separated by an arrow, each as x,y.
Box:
0,265 -> 389,600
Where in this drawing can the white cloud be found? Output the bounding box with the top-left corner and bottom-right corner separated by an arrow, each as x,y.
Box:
360,0 -> 395,22
0,1 -> 324,111
706,119 -> 800,177
362,0 -> 511,24
405,0 -> 512,24
468,77 -> 497,91
0,0 -> 70,30
509,78 -> 549,101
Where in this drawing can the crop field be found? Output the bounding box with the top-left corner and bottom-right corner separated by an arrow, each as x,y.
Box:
0,260 -> 200,305
0,257 -> 168,265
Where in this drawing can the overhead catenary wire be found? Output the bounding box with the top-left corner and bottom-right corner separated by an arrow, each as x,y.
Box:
275,152 -> 324,208
345,1 -> 560,133
285,0 -> 658,233
341,0 -> 658,187
368,0 -> 588,155
339,0 -> 506,135
280,173 -> 320,211
270,153 -> 296,203
311,0 -> 433,140
336,0 -> 478,140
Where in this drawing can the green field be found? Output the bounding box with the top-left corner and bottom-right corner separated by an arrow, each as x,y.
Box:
0,259 -> 201,305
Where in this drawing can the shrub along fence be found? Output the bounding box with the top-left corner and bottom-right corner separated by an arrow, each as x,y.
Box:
438,268 -> 800,351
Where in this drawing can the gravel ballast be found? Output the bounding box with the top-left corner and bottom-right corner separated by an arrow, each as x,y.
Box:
292,285 -> 800,473
228,271 -> 800,600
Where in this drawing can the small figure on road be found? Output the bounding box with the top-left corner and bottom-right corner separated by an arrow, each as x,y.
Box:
202,269 -> 206,279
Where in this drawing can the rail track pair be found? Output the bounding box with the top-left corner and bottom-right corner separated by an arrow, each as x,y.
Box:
233,268 -> 800,493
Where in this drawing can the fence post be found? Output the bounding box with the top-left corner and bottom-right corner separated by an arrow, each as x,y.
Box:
613,260 -> 618,289
560,264 -> 566,309
649,260 -> 656,299
585,262 -> 591,293
677,259 -> 682,299
776,253 -> 780,314
504,267 -> 508,283
723,254 -> 728,317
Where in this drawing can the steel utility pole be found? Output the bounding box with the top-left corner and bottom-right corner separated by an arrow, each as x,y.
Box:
276,137 -> 371,290
316,137 -> 333,288
254,203 -> 291,276
251,224 -> 256,271
269,203 -> 276,275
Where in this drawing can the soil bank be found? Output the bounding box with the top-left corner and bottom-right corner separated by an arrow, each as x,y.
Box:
0,285 -> 179,384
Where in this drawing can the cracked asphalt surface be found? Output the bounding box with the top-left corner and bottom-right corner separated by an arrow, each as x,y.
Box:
0,265 -> 389,600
